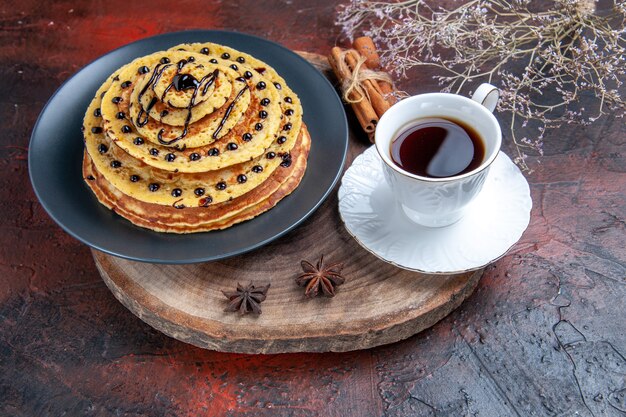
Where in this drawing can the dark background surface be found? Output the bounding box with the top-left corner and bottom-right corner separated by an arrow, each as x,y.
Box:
1,0 -> 625,416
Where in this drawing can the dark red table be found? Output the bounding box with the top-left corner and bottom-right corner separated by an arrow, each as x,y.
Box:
2,1 -> 625,415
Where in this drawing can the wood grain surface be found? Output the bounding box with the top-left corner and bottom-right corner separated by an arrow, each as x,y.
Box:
90,51 -> 483,354
2,0 -> 625,416
92,245 -> 482,353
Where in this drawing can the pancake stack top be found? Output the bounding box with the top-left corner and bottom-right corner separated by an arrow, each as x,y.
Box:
82,42 -> 310,233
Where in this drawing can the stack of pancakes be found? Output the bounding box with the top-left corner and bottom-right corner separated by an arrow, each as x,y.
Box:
82,42 -> 310,233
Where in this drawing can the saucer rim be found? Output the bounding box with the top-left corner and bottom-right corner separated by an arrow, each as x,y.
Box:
338,147 -> 531,275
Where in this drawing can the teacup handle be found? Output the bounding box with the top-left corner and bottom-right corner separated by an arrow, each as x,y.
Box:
471,83 -> 499,113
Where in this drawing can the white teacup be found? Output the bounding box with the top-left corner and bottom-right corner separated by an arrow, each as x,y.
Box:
375,83 -> 501,227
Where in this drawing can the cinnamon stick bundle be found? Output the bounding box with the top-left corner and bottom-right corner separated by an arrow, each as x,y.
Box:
328,47 -> 378,134
327,37 -> 397,141
344,50 -> 391,117
353,37 -> 396,105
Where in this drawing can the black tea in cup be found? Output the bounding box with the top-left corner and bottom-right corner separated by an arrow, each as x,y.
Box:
390,117 -> 485,178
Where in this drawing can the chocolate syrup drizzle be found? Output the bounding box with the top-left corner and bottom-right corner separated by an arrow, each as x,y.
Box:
133,58 -> 220,146
212,85 -> 249,140
157,69 -> 220,145
159,60 -> 196,101
172,198 -> 185,209
135,63 -> 172,127
202,70 -> 219,95
164,69 -> 217,108
199,196 -> 213,207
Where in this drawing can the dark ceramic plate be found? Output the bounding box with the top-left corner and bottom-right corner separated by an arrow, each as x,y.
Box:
29,30 -> 348,264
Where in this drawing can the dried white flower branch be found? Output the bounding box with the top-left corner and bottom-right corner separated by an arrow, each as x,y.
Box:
336,0 -> 626,170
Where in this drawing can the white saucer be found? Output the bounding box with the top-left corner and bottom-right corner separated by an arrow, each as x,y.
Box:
338,146 -> 532,274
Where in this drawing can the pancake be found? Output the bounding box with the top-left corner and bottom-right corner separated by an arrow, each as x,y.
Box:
82,42 -> 308,233
83,126 -> 311,233
96,47 -> 303,173
86,88 -> 301,208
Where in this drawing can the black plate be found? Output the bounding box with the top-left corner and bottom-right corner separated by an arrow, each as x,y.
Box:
29,30 -> 348,264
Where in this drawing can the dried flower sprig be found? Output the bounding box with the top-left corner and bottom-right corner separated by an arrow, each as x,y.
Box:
337,0 -> 626,170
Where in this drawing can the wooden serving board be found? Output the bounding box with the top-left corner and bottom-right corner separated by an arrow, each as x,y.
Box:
91,52 -> 484,354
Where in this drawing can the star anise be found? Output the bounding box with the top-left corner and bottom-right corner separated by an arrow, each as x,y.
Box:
222,282 -> 270,315
296,255 -> 345,298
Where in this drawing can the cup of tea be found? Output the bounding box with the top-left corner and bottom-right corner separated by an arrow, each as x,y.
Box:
375,83 -> 501,227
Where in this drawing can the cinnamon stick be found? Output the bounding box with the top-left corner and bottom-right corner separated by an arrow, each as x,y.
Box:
353,36 -> 396,105
328,47 -> 378,134
344,50 -> 391,118
353,36 -> 380,68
